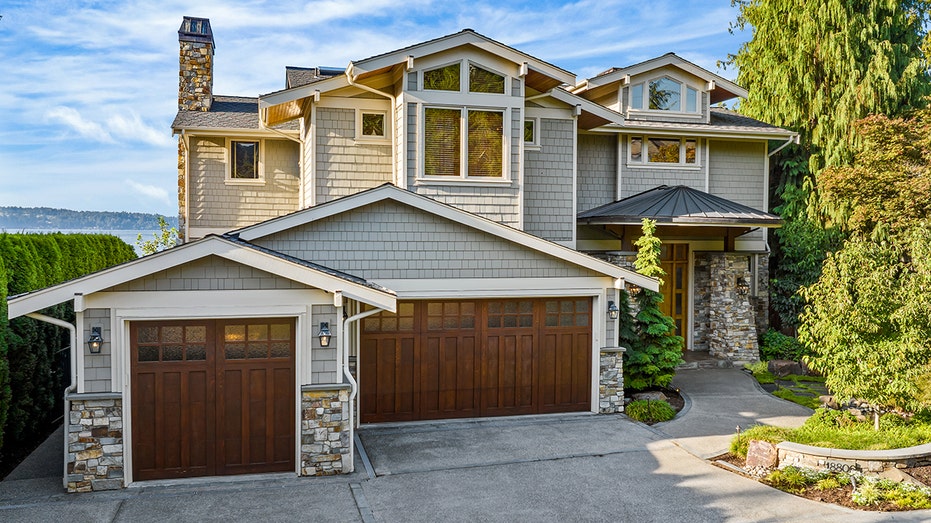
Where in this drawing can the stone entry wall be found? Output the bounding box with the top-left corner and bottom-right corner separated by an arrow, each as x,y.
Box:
66,393 -> 124,493
706,253 -> 759,364
599,347 -> 626,413
300,384 -> 352,476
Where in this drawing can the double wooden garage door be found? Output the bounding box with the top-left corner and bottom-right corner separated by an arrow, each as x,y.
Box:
360,298 -> 592,423
130,319 -> 295,481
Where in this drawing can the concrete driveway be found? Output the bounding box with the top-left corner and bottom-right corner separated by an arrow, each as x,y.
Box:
3,368 -> 931,522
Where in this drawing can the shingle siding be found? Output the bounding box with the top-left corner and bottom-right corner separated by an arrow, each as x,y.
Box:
315,107 -> 392,204
619,137 -> 706,197
83,308 -> 111,393
311,304 -> 338,384
577,134 -> 617,212
708,140 -> 767,242
189,137 -> 300,230
524,118 -> 574,241
107,255 -> 309,292
253,200 -> 603,280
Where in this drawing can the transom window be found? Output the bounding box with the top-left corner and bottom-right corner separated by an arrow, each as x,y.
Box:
424,63 -> 460,91
629,136 -> 698,165
469,64 -> 505,94
629,76 -> 700,114
423,61 -> 507,94
424,107 -> 503,178
228,140 -> 262,181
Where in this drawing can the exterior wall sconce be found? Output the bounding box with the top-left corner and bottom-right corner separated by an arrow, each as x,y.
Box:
736,277 -> 750,296
317,322 -> 332,347
607,301 -> 620,320
87,327 -> 103,354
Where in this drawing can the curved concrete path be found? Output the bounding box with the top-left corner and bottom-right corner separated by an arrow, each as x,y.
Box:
658,367 -> 814,459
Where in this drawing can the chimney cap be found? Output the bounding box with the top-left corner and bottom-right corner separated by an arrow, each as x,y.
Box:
179,16 -> 214,46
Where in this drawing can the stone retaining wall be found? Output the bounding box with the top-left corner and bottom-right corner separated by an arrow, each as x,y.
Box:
707,253 -> 759,364
777,441 -> 931,474
599,347 -> 626,413
66,393 -> 124,492
300,385 -> 352,476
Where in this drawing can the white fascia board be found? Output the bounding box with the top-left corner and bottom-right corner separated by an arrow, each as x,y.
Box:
351,32 -> 575,86
589,125 -> 795,140
235,185 -> 659,291
258,76 -> 351,111
86,289 -> 330,310
548,89 -> 623,124
372,277 -> 613,298
175,128 -> 299,139
8,236 -> 395,319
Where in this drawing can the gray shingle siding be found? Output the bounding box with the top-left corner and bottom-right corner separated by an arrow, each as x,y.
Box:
83,308 -> 111,393
413,185 -> 521,227
311,304 -> 338,384
189,137 -> 300,230
524,119 -> 574,241
709,140 -> 767,242
253,199 -> 603,280
107,255 -> 309,292
315,107 -> 392,204
406,102 -> 417,182
577,134 -> 617,212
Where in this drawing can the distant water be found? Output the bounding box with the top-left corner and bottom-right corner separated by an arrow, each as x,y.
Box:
2,228 -> 159,255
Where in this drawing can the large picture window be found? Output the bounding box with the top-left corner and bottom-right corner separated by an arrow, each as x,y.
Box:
629,136 -> 698,166
424,107 -> 504,178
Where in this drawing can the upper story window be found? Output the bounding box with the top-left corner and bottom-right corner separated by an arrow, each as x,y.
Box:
227,139 -> 264,183
424,107 -> 503,178
423,61 -> 507,95
356,110 -> 389,142
469,64 -> 505,94
629,136 -> 698,166
629,76 -> 700,115
424,63 -> 461,91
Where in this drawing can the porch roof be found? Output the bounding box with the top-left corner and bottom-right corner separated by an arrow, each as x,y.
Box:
577,185 -> 783,228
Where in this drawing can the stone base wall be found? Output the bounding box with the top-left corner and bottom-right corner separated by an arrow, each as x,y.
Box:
778,443 -> 931,474
707,253 -> 759,364
300,386 -> 351,476
750,254 -> 770,337
66,394 -> 124,493
599,348 -> 626,413
692,254 -> 712,352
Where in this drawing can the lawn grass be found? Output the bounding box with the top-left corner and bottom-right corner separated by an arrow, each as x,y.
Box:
773,389 -> 821,409
731,408 -> 931,457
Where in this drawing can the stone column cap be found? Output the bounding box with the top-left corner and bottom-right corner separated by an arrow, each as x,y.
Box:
600,346 -> 627,353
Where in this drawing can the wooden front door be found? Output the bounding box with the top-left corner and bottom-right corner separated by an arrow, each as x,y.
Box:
131,318 -> 295,481
659,244 -> 688,349
359,299 -> 592,423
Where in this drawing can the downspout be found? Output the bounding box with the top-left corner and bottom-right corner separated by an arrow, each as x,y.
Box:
768,133 -> 799,157
342,306 -> 382,470
345,63 -> 398,186
27,312 -> 77,490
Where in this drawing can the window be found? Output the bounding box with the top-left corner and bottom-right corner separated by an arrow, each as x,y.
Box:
628,76 -> 701,114
469,64 -> 505,94
629,136 -> 699,166
228,140 -> 262,181
356,110 -> 388,141
424,63 -> 460,91
524,119 -> 536,144
424,107 -> 503,178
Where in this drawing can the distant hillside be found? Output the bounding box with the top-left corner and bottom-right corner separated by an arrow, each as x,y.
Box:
0,207 -> 178,231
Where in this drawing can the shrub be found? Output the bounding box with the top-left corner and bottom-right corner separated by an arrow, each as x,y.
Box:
759,329 -> 808,361
625,399 -> 677,423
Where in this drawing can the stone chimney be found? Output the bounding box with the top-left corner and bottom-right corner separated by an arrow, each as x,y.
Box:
178,16 -> 214,111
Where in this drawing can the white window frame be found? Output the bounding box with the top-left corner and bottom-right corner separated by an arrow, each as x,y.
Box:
420,59 -> 510,96
355,110 -> 390,143
420,105 -> 510,182
627,75 -> 703,118
628,135 -> 701,168
523,117 -> 540,150
225,138 -> 265,185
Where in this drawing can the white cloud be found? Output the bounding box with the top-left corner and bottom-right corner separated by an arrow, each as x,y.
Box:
126,180 -> 172,205
45,106 -> 115,143
107,113 -> 174,147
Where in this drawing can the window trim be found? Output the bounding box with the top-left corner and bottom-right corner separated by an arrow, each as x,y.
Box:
420,105 -> 509,181
225,138 -> 265,185
420,59 -> 510,96
627,135 -> 701,168
523,117 -> 540,150
627,75 -> 703,117
355,110 -> 390,143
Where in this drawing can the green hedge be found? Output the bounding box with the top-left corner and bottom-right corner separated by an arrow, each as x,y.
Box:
0,233 -> 135,453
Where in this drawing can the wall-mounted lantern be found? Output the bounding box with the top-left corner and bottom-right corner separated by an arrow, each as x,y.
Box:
736,277 -> 750,296
87,327 -> 103,354
317,322 -> 332,347
607,301 -> 620,320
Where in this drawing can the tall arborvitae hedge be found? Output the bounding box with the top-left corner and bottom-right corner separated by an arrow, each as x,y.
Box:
0,233 -> 135,454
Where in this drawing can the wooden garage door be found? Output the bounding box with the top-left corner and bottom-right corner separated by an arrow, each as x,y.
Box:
359,299 -> 591,423
130,319 -> 295,481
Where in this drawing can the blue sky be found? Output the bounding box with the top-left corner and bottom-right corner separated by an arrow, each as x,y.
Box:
0,0 -> 748,216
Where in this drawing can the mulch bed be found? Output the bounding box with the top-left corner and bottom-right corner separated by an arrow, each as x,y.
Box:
710,452 -> 931,511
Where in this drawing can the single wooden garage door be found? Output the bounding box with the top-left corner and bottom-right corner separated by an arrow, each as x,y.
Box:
360,299 -> 591,423
130,319 -> 295,481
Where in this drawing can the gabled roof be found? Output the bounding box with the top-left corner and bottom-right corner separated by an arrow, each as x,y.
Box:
546,88 -> 624,130
616,107 -> 794,139
578,185 -> 783,227
233,184 -> 659,291
285,66 -> 342,89
172,95 -> 299,133
575,53 -> 747,104
8,235 -> 396,320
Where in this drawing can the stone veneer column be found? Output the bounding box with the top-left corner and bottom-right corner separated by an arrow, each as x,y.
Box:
300,384 -> 352,476
66,393 -> 123,492
707,253 -> 759,364
599,347 -> 626,413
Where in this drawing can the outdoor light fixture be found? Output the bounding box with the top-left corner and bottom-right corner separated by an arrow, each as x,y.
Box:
607,301 -> 620,320
736,277 -> 750,296
317,322 -> 332,347
87,327 -> 103,354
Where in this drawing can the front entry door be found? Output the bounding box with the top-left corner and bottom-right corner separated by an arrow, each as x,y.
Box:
659,244 -> 688,350
130,318 -> 295,481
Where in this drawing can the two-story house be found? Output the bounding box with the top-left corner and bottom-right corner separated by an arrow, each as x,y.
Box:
8,17 -> 792,491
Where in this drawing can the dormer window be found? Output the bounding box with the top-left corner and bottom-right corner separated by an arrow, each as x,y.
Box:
629,76 -> 700,114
